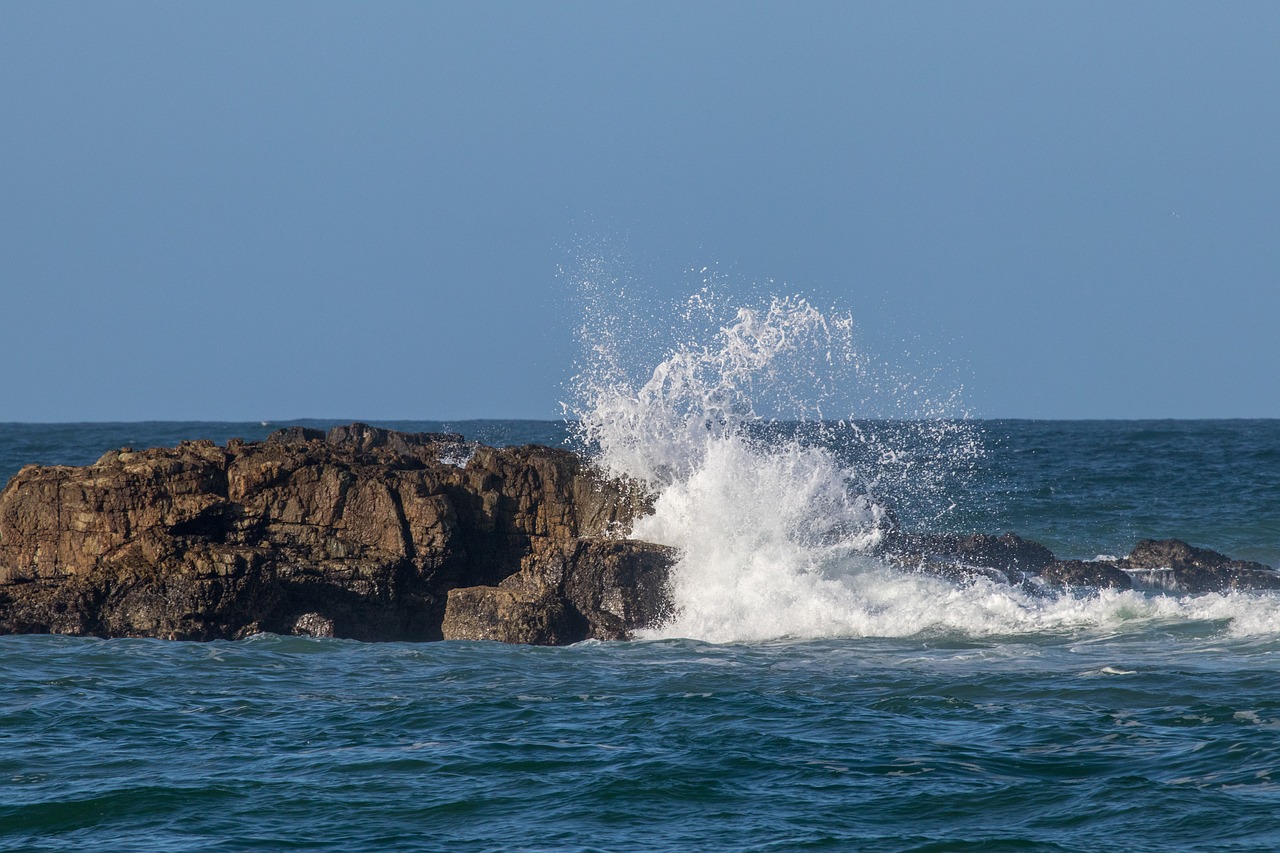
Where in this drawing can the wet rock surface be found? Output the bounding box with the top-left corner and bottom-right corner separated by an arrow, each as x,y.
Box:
442,539 -> 676,644
886,535 -> 1278,595
1117,539 -> 1280,593
0,424 -> 666,644
886,532 -> 1057,584
1040,560 -> 1133,591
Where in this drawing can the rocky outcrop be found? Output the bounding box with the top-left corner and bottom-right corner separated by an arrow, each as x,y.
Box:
441,539 -> 676,644
4,425 -> 1277,645
1040,560 -> 1132,591
885,534 -> 1277,594
1118,539 -> 1280,593
0,424 -> 670,644
886,532 -> 1057,585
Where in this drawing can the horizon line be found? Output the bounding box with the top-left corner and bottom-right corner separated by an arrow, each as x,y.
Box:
3,416 -> 1279,426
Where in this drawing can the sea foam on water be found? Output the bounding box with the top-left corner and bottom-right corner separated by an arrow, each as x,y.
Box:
566,259 -> 1280,642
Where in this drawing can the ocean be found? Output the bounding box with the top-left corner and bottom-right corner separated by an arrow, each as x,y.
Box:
2,291 -> 1278,851
2,417 -> 1279,851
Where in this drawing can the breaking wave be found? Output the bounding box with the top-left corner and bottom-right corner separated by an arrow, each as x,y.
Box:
563,253 -> 1280,642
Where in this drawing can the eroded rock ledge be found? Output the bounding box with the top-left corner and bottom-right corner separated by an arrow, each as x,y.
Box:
0,423 -> 670,643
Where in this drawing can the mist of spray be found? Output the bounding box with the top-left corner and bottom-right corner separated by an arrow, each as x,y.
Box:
563,249 -> 1280,642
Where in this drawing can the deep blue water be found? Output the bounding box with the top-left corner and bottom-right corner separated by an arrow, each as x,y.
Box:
979,420 -> 1280,566
2,420 -> 1279,851
5,632 -> 1280,852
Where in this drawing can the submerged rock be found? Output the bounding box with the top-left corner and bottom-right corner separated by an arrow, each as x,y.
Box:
0,424 -> 670,644
1040,559 -> 1133,591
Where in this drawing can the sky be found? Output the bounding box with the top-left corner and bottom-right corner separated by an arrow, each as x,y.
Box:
2,1 -> 1277,421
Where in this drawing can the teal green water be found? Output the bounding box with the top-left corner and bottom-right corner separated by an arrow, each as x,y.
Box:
2,421 -> 1279,850
4,633 -> 1280,852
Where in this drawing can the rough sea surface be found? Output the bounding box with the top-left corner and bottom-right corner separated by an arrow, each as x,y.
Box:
2,419 -> 1279,851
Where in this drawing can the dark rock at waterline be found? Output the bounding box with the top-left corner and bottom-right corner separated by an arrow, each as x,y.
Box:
1121,539 -> 1274,576
1024,537 -> 1280,594
1118,539 -> 1280,594
898,558 -> 1018,589
886,532 -> 1279,595
0,424 -> 669,644
1123,539 -> 1234,572
293,611 -> 336,638
887,532 -> 1057,582
1040,560 -> 1133,591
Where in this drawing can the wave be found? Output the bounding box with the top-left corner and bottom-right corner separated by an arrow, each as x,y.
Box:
564,254 -> 1280,642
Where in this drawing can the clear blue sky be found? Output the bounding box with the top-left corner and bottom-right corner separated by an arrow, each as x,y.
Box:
3,1 -> 1277,421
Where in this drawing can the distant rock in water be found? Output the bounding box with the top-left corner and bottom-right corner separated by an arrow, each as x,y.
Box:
1118,539 -> 1280,593
0,423 -> 669,644
883,533 -> 1278,595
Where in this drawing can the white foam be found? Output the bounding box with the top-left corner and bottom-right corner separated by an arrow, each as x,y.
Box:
564,260 -> 1280,643
438,449 -> 474,468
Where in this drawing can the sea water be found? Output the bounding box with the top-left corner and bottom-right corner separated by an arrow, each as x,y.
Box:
3,292 -> 1280,850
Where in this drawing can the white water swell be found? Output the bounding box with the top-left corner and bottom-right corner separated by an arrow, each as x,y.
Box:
564,256 -> 1280,642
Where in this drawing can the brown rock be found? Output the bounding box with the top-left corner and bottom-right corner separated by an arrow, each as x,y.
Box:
442,538 -> 675,644
0,424 -> 658,643
439,586 -> 584,645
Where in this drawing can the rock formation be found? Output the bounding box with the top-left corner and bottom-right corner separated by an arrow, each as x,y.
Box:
1040,559 -> 1133,590
441,539 -> 675,644
885,532 -> 1056,585
0,424 -> 670,644
2,424 -> 1277,645
1117,539 -> 1280,593
887,534 -> 1279,594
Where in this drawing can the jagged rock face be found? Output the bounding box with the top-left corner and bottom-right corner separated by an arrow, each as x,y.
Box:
0,424 -> 665,643
441,540 -> 676,644
5,426 -> 1278,644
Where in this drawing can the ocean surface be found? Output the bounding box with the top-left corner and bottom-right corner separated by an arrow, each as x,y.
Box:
2,417 -> 1279,851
